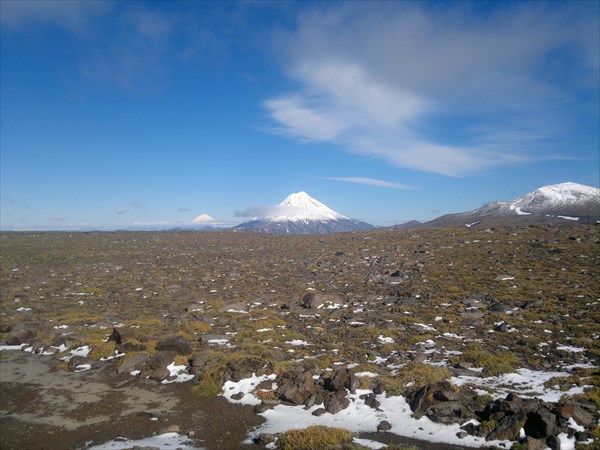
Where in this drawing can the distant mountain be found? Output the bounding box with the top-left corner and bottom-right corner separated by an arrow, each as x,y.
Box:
192,213 -> 218,224
232,191 -> 375,234
417,182 -> 600,228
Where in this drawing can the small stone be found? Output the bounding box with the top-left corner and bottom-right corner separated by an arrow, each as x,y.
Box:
188,431 -> 195,438
256,380 -> 274,390
506,392 -> 522,402
525,437 -> 547,450
231,392 -> 244,400
258,433 -> 275,444
456,431 -> 468,439
312,408 -> 326,416
377,420 -> 392,432
254,403 -> 272,414
363,393 -> 380,410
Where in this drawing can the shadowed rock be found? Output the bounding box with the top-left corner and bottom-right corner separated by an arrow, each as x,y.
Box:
301,293 -> 343,309
5,322 -> 36,345
276,370 -> 315,405
145,350 -> 175,382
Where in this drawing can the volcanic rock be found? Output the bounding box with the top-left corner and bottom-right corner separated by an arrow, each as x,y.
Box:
5,322 -> 36,345
301,293 -> 343,309
276,370 -> 316,405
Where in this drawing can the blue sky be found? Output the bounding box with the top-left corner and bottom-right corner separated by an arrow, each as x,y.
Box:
1,0 -> 598,230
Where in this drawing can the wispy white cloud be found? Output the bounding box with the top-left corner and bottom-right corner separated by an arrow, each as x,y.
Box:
265,3 -> 599,176
1,3 -> 233,92
322,177 -> 413,189
0,0 -> 110,32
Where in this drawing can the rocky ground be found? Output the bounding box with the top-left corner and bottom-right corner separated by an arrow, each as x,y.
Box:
0,225 -> 598,449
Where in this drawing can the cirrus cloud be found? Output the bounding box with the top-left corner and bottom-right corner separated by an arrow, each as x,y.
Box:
265,2 -> 599,176
321,177 -> 413,190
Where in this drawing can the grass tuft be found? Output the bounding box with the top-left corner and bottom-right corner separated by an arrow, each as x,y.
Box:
276,425 -> 353,450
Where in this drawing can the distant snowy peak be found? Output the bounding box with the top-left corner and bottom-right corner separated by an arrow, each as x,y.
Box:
510,182 -> 599,213
233,191 -> 374,234
420,181 -> 599,228
270,191 -> 347,222
192,213 -> 217,224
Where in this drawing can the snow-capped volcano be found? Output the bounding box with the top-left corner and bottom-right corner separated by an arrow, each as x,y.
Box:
421,182 -> 600,228
233,191 -> 374,234
192,213 -> 218,224
267,191 -> 346,222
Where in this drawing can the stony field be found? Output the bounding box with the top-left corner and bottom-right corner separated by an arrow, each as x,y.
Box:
0,226 -> 598,450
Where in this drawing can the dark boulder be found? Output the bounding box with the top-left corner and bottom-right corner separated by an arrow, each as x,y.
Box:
325,391 -> 350,414
276,370 -> 316,405
5,322 -> 36,345
524,437 -> 548,450
145,350 -> 174,382
117,353 -> 150,374
523,406 -> 558,439
487,413 -> 528,441
325,368 -> 360,393
362,393 -> 381,410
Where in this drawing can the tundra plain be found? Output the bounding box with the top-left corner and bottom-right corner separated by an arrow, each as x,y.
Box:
0,226 -> 598,450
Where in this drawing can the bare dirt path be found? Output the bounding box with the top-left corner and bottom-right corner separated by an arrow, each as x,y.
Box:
0,351 -> 265,450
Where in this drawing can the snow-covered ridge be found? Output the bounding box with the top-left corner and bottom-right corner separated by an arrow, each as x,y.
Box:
268,191 -> 347,222
510,182 -> 599,212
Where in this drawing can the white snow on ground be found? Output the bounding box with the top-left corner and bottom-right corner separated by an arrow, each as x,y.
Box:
74,364 -> 92,372
557,216 -> 579,221
243,388 -> 511,448
451,368 -> 590,402
161,363 -> 194,384
354,372 -> 379,378
285,339 -> 311,346
511,206 -> 532,216
0,344 -> 26,351
60,345 -> 91,362
222,373 -> 277,405
415,323 -> 437,332
377,335 -> 395,344
87,432 -> 204,449
207,339 -> 230,346
558,432 -> 576,450
557,345 -> 586,353
352,437 -> 387,449
441,332 -> 464,339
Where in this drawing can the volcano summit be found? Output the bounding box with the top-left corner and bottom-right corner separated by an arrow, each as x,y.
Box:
233,191 -> 375,234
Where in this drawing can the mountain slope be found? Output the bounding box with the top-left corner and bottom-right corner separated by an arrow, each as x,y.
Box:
415,182 -> 600,228
233,192 -> 375,234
